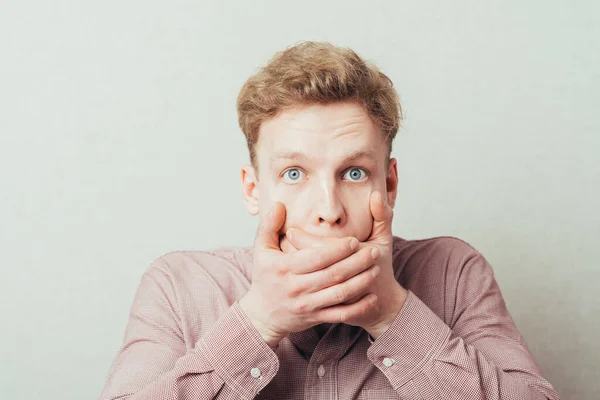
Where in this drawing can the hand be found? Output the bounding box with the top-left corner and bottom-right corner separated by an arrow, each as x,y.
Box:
284,191 -> 408,339
238,201 -> 382,348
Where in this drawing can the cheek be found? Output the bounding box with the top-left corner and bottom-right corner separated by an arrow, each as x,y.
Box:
257,179 -> 283,210
347,204 -> 374,242
257,183 -> 305,230
347,186 -> 379,239
277,191 -> 309,232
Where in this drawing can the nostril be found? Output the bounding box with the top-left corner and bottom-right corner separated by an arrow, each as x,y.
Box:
319,217 -> 342,224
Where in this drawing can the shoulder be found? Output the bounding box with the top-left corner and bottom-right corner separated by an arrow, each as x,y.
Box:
131,247 -> 254,345
392,235 -> 494,289
145,246 -> 254,300
392,236 -> 496,324
392,235 -> 483,274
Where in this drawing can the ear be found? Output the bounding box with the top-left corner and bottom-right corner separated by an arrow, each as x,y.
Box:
241,164 -> 259,215
386,158 -> 398,209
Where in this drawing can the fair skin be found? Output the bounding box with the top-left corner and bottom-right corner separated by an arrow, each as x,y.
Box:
238,102 -> 408,347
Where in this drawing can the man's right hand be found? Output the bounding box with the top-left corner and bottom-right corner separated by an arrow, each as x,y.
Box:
238,202 -> 381,348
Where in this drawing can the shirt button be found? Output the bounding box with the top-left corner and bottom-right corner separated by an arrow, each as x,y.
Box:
250,367 -> 261,378
382,357 -> 395,367
317,364 -> 326,377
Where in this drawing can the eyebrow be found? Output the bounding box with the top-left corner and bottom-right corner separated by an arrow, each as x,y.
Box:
270,149 -> 378,167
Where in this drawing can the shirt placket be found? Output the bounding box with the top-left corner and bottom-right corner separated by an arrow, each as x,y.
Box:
305,354 -> 338,399
304,323 -> 358,400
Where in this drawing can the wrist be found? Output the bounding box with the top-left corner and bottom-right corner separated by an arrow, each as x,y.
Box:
366,286 -> 408,340
239,293 -> 284,348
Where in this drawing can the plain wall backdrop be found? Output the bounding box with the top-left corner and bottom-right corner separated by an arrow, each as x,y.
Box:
1,1 -> 598,399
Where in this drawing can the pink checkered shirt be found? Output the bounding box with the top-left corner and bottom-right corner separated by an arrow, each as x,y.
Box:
100,236 -> 559,399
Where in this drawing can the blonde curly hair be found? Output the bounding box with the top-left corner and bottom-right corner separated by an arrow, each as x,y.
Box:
237,41 -> 402,170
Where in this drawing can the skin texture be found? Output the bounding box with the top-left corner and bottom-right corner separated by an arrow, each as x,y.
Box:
239,102 -> 408,345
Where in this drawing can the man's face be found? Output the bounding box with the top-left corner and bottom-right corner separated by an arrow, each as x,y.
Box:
242,101 -> 398,243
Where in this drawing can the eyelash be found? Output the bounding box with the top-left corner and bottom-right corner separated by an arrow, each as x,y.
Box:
281,167 -> 370,183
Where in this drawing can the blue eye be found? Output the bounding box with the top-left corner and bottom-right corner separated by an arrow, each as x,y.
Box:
283,168 -> 305,183
343,168 -> 368,181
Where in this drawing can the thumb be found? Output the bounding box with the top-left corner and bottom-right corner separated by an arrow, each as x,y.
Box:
255,202 -> 286,251
368,191 -> 393,242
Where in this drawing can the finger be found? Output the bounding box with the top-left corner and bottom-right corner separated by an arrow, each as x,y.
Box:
368,191 -> 393,241
315,293 -> 378,324
308,263 -> 380,309
255,202 -> 287,251
286,227 -> 329,250
298,246 -> 380,293
288,237 -> 359,274
279,233 -> 299,253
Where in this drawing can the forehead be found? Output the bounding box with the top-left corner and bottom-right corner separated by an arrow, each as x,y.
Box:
256,102 -> 386,166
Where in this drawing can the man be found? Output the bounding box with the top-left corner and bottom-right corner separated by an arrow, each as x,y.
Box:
100,42 -> 559,399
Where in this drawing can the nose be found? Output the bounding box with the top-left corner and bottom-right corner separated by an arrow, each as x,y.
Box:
313,181 -> 345,228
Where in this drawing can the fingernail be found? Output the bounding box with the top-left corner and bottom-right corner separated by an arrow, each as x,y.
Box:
349,238 -> 358,251
371,247 -> 380,260
286,228 -> 293,241
371,265 -> 380,278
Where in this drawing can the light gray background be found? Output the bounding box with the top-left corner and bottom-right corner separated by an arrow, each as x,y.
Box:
0,1 -> 598,399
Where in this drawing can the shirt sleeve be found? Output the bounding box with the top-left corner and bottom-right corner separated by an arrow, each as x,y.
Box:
99,258 -> 279,400
366,248 -> 560,400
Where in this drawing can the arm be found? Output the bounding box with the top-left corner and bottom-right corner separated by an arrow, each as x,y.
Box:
366,248 -> 560,400
99,259 -> 279,400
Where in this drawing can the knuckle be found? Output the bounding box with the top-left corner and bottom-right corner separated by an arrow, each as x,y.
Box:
338,309 -> 349,323
275,260 -> 289,276
365,297 -> 376,311
286,280 -> 303,298
293,300 -> 309,314
315,251 -> 325,267
275,265 -> 285,277
328,265 -> 341,284
335,286 -> 347,303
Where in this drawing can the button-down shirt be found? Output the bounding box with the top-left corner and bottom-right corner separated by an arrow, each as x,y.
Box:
99,236 -> 559,399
